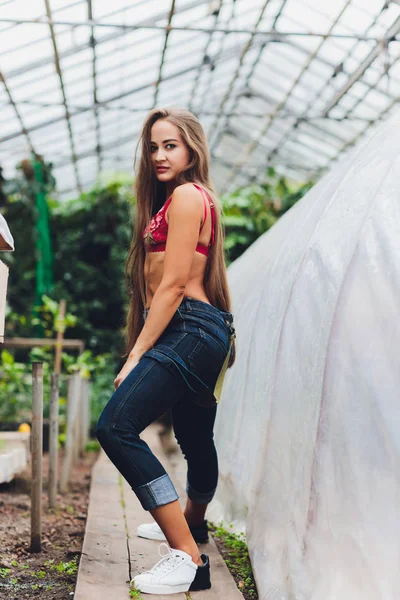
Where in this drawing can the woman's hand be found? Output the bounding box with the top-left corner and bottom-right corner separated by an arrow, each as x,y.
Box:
114,354 -> 141,390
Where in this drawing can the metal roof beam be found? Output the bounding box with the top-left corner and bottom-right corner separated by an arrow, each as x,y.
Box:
0,70 -> 34,152
322,15 -> 400,116
7,26 -> 204,98
3,0 -> 208,81
210,0 -> 287,152
253,8 -> 400,176
262,4 -> 395,167
87,0 -> 101,176
56,152 -> 316,197
334,96 -> 398,160
2,95 -> 381,123
29,112 -> 367,162
29,26 -> 369,143
187,0 -> 223,113
220,121 -> 335,161
339,58 -> 400,124
250,41 -> 396,114
52,128 -> 143,168
217,3 -> 399,188
0,17 -> 389,41
152,0 -> 176,108
0,34 -> 265,143
0,0 -> 85,58
272,0 -> 288,28
225,0 -> 353,190
44,0 -> 81,192
205,0 -> 273,143
50,121 -> 327,170
191,0 -> 242,115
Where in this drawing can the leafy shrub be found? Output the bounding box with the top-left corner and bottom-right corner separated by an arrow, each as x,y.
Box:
0,296 -> 115,424
2,181 -> 134,361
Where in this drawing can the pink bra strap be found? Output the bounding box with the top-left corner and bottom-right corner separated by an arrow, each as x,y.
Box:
211,203 -> 215,245
201,193 -> 207,230
195,184 -> 215,247
193,184 -> 215,245
163,196 -> 173,211
198,194 -> 208,233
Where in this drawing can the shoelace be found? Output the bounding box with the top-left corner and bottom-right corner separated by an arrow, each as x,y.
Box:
146,543 -> 186,575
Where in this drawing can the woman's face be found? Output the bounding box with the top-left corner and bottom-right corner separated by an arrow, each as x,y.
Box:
150,119 -> 190,183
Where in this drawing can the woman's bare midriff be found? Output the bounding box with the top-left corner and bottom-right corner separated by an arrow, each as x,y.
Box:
144,251 -> 211,310
144,201 -> 213,310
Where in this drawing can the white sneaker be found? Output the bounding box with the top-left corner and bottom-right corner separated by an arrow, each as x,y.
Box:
137,521 -> 167,541
131,542 -> 211,595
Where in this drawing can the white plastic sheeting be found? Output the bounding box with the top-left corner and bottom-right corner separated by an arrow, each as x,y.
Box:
0,213 -> 13,342
210,111 -> 400,600
0,213 -> 14,251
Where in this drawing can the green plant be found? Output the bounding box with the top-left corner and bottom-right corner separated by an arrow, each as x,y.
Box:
0,350 -> 31,421
58,432 -> 67,446
0,295 -> 79,422
0,338 -> 114,425
222,167 -> 313,265
129,585 -> 143,598
3,180 -> 134,360
85,439 -> 101,452
50,558 -> 78,576
32,294 -> 77,339
43,559 -> 54,567
0,344 -> 70,422
0,568 -> 10,579
209,521 -> 257,598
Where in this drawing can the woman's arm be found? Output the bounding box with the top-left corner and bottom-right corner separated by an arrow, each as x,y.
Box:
129,183 -> 204,361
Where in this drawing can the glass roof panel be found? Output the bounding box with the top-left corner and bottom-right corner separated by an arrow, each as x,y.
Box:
1,0 -> 400,199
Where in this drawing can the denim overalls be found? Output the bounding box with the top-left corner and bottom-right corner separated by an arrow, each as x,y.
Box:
143,296 -> 235,407
97,297 -> 236,511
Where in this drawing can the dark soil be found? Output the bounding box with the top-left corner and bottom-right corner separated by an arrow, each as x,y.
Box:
0,450 -> 98,599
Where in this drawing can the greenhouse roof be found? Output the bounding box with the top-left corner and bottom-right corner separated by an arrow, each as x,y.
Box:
1,0 -> 400,200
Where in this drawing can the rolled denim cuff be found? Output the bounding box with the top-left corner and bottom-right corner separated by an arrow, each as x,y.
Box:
186,479 -> 216,504
133,474 -> 179,510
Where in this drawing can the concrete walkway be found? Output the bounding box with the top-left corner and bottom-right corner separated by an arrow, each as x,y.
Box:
75,424 -> 245,599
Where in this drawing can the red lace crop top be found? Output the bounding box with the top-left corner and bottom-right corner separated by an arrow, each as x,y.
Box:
142,183 -> 215,256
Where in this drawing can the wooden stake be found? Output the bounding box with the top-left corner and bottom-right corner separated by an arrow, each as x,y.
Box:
60,372 -> 81,493
31,362 -> 43,553
72,375 -> 82,464
54,299 -> 66,375
48,372 -> 59,509
79,378 -> 91,457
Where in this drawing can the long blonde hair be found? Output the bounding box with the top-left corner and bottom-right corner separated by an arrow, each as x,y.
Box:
124,107 -> 236,367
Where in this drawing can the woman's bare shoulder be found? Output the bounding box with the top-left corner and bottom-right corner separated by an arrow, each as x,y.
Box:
168,183 -> 204,209
171,182 -> 199,195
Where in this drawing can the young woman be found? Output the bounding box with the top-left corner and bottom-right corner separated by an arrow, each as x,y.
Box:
97,107 -> 236,595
